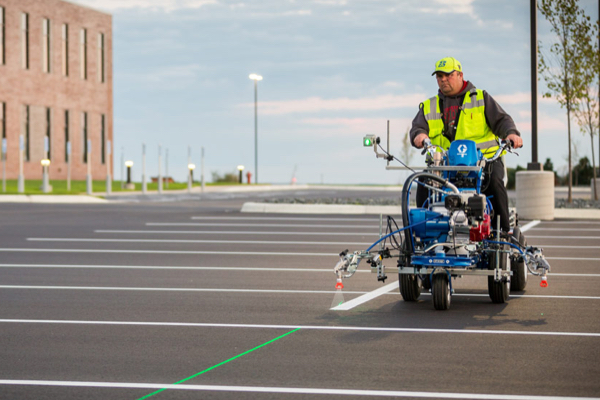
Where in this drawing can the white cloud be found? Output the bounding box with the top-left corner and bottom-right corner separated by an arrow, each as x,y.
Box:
70,0 -> 218,12
418,0 -> 482,25
243,94 -> 426,115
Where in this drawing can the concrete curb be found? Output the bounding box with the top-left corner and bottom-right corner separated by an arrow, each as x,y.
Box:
241,202 -> 600,219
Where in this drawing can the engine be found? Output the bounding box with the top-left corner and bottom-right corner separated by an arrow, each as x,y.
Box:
409,191 -> 490,252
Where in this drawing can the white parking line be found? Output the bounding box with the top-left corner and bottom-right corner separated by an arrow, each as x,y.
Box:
1,319 -> 599,337
95,230 -> 379,236
526,236 -> 600,239
0,264 -> 598,277
191,216 -> 378,221
529,228 -> 600,231
26,238 -> 371,246
0,264 -> 369,272
147,222 -> 378,228
0,248 -> 336,256
0,380 -> 597,399
1,285 -> 599,299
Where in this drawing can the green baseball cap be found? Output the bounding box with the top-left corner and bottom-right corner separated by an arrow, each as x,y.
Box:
432,57 -> 462,76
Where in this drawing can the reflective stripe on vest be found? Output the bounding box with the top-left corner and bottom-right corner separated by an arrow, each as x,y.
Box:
422,88 -> 500,159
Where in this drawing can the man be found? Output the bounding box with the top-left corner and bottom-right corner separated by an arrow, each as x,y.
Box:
410,57 -> 522,232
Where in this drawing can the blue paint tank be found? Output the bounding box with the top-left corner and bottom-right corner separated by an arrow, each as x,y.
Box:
409,209 -> 449,242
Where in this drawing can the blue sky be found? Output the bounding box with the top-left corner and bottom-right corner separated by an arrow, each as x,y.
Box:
73,0 -> 599,184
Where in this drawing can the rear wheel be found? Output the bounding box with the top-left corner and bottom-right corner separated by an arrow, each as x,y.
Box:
510,227 -> 528,291
488,245 -> 510,303
399,274 -> 421,301
432,273 -> 451,310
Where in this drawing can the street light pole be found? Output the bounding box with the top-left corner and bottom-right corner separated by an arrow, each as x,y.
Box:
249,73 -> 262,184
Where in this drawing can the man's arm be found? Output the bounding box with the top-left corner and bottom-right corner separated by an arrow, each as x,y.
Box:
483,91 -> 522,148
410,104 -> 429,148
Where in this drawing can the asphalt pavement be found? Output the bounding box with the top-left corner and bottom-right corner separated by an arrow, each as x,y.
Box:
0,191 -> 599,400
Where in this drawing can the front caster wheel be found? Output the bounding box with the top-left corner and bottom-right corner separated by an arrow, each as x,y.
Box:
432,273 -> 451,310
510,227 -> 528,292
399,274 -> 421,301
488,245 -> 510,303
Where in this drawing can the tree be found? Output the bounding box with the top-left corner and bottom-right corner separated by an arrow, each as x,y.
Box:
538,0 -> 588,203
573,16 -> 599,199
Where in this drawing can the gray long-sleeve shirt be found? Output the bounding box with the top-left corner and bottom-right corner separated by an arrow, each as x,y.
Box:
409,81 -> 520,147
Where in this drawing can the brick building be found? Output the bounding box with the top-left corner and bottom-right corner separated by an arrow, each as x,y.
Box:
0,0 -> 112,182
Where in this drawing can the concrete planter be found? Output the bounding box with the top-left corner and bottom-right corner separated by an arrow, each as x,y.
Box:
516,171 -> 555,220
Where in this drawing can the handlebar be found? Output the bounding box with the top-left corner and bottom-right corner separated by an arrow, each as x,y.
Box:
420,139 -> 518,163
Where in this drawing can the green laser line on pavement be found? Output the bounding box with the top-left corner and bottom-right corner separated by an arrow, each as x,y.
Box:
137,328 -> 300,400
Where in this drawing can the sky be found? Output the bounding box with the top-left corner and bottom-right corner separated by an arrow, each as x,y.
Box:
71,0 -> 600,185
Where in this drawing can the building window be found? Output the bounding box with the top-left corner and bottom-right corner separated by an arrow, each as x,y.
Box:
64,110 -> 69,162
46,107 -> 52,160
81,112 -> 87,163
98,33 -> 105,83
43,19 -> 51,73
80,28 -> 87,80
62,24 -> 68,76
101,114 -> 106,164
1,7 -> 5,65
21,13 -> 29,69
23,105 -> 30,161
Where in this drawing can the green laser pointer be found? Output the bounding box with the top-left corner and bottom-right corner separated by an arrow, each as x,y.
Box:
137,328 -> 300,399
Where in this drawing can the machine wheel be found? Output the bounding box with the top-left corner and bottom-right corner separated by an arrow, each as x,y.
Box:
399,274 -> 421,301
432,273 -> 451,310
488,245 -> 510,303
510,227 -> 528,292
421,274 -> 432,290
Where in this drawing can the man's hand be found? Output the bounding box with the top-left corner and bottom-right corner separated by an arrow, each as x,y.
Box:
414,133 -> 429,149
506,133 -> 523,149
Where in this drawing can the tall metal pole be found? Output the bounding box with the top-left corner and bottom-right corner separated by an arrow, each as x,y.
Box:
529,0 -> 540,170
254,79 -> 258,184
201,146 -> 205,192
165,148 -> 169,189
142,143 -> 147,194
158,144 -> 163,193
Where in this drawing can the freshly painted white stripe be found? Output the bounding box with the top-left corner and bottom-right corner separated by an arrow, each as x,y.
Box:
0,263 -> 368,273
191,216 -> 378,222
519,220 -> 541,232
331,281 -> 399,310
0,248 -> 335,256
26,238 -> 371,246
2,285 -> 599,300
95,229 -> 379,236
0,380 -> 596,399
1,319 -> 599,337
147,222 -> 378,228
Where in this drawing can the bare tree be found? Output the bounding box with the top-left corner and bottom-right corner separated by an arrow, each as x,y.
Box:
573,17 -> 600,200
538,0 -> 588,203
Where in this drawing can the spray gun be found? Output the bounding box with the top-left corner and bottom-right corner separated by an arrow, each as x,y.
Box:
523,246 -> 551,287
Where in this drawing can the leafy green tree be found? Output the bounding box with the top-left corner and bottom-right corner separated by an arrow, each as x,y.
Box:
538,0 -> 589,203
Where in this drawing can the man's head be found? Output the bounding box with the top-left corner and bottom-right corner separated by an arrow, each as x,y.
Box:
432,57 -> 464,96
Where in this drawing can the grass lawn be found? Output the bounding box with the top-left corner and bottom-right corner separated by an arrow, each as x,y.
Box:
0,180 -> 222,195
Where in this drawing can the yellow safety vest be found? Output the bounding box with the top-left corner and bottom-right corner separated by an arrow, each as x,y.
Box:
422,88 -> 500,158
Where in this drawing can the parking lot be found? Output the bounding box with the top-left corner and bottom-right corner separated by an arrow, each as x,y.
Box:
0,195 -> 599,399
